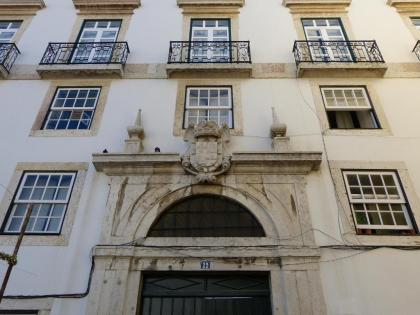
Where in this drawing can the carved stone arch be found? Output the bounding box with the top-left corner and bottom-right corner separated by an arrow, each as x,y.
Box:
132,184 -> 280,241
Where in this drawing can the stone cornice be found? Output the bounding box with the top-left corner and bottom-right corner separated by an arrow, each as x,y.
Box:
177,0 -> 245,14
282,0 -> 351,13
72,0 -> 140,14
0,0 -> 45,15
388,0 -> 420,12
92,151 -> 322,175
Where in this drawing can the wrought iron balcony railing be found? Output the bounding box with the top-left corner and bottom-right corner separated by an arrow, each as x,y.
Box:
39,42 -> 130,65
413,40 -> 420,61
0,43 -> 20,74
293,40 -> 385,65
168,41 -> 251,64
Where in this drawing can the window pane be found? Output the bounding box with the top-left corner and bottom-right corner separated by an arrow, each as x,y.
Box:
44,88 -> 100,130
343,171 -> 412,230
4,173 -> 75,233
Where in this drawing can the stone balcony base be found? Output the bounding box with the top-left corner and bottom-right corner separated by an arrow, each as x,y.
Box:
0,66 -> 8,79
36,63 -> 125,78
296,62 -> 388,78
166,63 -> 252,78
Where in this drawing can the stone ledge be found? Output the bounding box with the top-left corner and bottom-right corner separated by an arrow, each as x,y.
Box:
92,151 -> 322,175
166,63 -> 252,78
72,0 -> 140,14
0,66 -> 8,79
36,64 -> 125,79
177,0 -> 244,13
283,0 -> 351,13
0,0 -> 45,15
296,62 -> 388,78
177,0 -> 244,7
387,0 -> 420,12
93,245 -> 321,259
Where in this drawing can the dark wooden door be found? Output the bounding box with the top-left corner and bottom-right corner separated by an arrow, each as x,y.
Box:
140,273 -> 272,315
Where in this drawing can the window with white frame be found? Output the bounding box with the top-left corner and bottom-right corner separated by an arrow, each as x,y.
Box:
0,21 -> 22,43
184,87 -> 233,128
43,87 -> 101,130
411,17 -> 420,30
3,172 -> 76,234
321,87 -> 380,129
343,171 -> 415,232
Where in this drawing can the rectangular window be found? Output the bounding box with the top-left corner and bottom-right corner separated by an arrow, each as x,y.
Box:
190,19 -> 231,62
0,21 -> 22,43
184,87 -> 233,128
3,172 -> 76,234
411,17 -> 420,30
321,87 -> 380,129
343,171 -> 415,233
73,20 -> 122,63
42,87 -> 101,130
302,18 -> 351,61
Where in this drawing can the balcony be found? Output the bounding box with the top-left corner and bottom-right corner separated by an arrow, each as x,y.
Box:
166,41 -> 252,78
37,41 -> 129,78
292,40 -> 387,77
413,40 -> 420,61
0,43 -> 20,78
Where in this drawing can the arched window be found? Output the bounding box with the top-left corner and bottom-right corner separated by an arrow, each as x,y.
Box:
147,195 -> 265,237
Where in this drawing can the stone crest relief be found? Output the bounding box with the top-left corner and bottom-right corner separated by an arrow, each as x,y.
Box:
181,121 -> 231,183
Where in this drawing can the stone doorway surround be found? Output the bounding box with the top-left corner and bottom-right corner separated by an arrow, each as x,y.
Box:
88,150 -> 326,315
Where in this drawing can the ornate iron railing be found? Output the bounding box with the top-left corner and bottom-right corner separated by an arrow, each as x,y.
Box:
413,40 -> 420,61
39,42 -> 130,65
293,40 -> 385,65
168,41 -> 251,63
0,43 -> 20,74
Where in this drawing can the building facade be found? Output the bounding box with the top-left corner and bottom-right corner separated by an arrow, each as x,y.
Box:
1,0 -> 420,314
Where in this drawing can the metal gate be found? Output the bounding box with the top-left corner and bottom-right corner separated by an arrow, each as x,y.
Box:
140,273 -> 272,315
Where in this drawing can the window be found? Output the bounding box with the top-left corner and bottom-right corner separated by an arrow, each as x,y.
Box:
0,21 -> 22,43
42,87 -> 101,130
343,171 -> 416,234
321,87 -> 380,129
190,19 -> 231,62
2,172 -> 76,234
302,18 -> 350,61
148,195 -> 265,237
411,17 -> 420,30
73,20 -> 122,63
184,87 -> 233,128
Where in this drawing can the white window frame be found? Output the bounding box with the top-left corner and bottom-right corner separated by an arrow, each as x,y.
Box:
3,172 -> 76,234
190,19 -> 231,62
321,87 -> 372,111
0,21 -> 22,43
73,20 -> 122,63
411,17 -> 420,30
43,87 -> 101,130
302,18 -> 351,62
343,171 -> 414,230
184,87 -> 233,128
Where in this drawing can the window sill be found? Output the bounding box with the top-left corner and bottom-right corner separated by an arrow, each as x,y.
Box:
0,234 -> 68,246
322,128 -> 391,137
346,234 -> 420,247
29,129 -> 97,137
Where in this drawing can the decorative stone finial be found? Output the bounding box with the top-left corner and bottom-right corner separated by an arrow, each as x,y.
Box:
181,120 -> 231,183
270,107 -> 289,151
124,109 -> 145,153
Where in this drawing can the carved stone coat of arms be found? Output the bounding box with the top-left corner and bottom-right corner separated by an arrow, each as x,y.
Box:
181,121 -> 231,183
